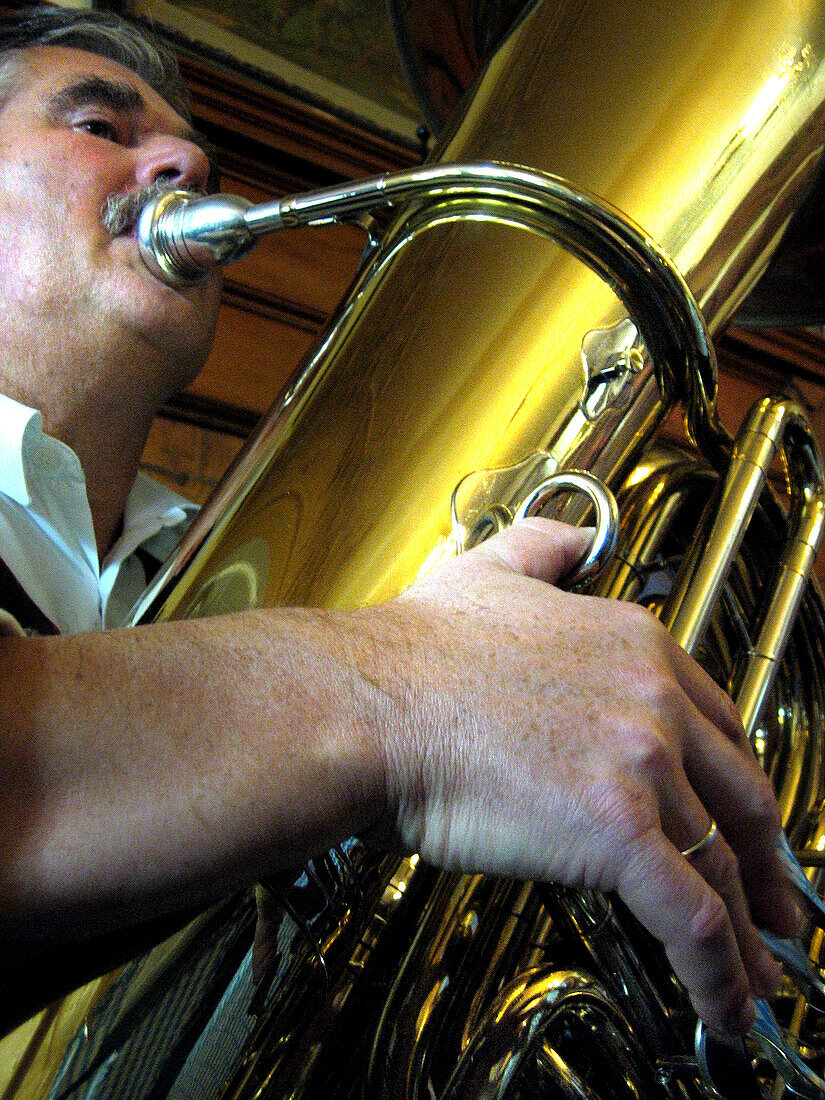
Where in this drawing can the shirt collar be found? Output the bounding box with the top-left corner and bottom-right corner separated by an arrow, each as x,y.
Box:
0,395 -> 44,507
0,393 -> 196,562
122,470 -> 196,534
105,470 -> 197,575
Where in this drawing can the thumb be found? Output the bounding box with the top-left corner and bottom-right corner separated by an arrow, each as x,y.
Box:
477,518 -> 597,586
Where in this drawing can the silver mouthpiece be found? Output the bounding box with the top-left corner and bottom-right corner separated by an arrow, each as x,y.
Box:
138,191 -> 257,287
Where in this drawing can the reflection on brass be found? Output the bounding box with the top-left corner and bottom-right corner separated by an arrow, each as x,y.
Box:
12,1 -> 825,1097
580,319 -> 644,423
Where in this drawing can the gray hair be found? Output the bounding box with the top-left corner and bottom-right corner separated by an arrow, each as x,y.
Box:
0,4 -> 191,120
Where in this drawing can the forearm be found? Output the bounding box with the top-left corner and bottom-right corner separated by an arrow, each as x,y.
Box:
0,607 -> 389,951
0,518 -> 805,1035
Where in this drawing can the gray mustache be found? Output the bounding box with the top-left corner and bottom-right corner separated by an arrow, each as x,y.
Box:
102,181 -> 181,236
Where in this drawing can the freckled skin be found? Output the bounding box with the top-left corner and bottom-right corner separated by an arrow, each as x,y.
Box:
0,45 -> 799,1040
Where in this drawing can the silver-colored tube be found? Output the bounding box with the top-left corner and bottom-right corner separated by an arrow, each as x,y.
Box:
137,190 -> 254,285
512,471 -> 619,584
440,968 -> 648,1100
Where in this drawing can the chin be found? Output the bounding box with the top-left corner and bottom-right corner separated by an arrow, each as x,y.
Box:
110,234 -> 221,319
120,266 -> 219,349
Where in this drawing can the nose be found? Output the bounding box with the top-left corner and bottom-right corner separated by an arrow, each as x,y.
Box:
135,133 -> 213,194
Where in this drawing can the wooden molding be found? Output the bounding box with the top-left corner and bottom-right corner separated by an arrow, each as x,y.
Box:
720,327 -> 825,389
177,52 -> 421,182
0,0 -> 421,184
158,391 -> 260,438
220,277 -> 327,334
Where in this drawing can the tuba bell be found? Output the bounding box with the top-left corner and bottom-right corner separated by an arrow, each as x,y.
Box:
10,0 -> 825,1096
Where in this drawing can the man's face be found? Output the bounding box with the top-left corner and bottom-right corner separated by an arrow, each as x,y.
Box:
0,45 -> 221,394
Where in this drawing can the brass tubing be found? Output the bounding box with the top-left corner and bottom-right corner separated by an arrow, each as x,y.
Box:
440,969 -> 650,1100
662,397 -> 825,735
129,174 -> 719,629
736,507 -> 825,736
138,161 -> 726,451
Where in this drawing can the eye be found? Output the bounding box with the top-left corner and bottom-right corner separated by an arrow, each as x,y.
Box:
75,117 -> 120,142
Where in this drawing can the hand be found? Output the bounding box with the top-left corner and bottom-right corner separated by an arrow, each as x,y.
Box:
362,517 -> 800,1034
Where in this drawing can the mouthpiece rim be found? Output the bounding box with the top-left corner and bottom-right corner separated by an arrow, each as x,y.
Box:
138,190 -> 255,287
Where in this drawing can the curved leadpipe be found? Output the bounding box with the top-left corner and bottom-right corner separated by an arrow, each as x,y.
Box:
137,163 -> 728,463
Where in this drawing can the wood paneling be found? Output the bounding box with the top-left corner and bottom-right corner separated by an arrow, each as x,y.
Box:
141,416 -> 246,505
176,52 -> 421,179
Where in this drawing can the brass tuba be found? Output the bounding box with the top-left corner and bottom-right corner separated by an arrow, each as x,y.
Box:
15,0 -> 825,1096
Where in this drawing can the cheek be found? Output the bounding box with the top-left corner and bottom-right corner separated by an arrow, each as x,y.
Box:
0,138 -> 127,237
0,147 -> 127,313
0,156 -> 78,252
0,205 -> 83,317
0,225 -> 64,316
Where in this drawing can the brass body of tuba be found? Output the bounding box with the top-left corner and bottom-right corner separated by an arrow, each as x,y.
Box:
13,1 -> 825,1097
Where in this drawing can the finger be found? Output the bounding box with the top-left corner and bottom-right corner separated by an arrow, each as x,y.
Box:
640,632 -> 799,937
688,832 -> 782,997
616,829 -> 757,1033
679,715 -> 799,936
646,755 -> 782,993
661,630 -> 751,753
477,517 -> 597,587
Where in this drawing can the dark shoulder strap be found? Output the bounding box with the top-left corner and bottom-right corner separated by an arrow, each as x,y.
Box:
133,545 -> 163,584
0,545 -> 164,637
0,556 -> 59,635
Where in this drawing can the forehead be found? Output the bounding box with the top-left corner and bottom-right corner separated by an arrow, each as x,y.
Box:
6,45 -> 195,140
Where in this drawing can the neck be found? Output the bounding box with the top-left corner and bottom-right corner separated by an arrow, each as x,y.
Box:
61,403 -> 156,558
2,341 -> 173,559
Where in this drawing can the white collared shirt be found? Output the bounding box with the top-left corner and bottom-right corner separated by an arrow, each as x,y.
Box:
0,394 -> 196,634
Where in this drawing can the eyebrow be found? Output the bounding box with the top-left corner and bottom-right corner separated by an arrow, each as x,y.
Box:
45,76 -> 218,180
47,75 -> 145,119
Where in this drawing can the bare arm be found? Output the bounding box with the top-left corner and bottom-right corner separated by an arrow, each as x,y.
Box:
0,519 -> 799,1034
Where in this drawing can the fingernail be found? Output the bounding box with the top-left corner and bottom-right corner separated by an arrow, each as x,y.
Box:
719,991 -> 756,1037
736,994 -> 756,1034
786,898 -> 804,936
702,989 -> 756,1038
753,951 -> 783,999
773,898 -> 804,941
706,1023 -> 752,1056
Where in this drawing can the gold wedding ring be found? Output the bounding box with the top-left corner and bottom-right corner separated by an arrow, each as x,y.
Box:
680,819 -> 718,860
